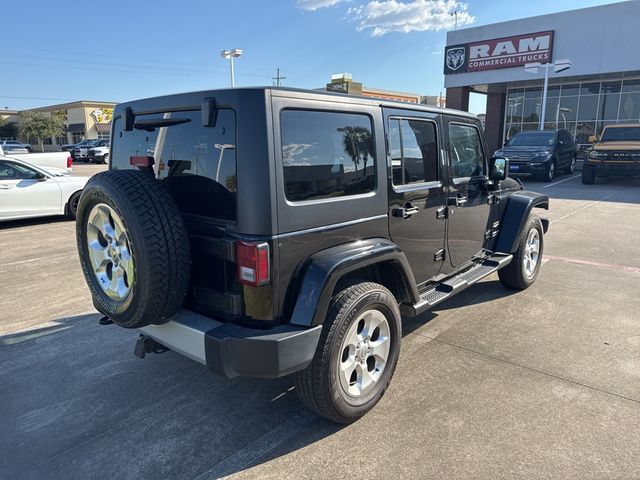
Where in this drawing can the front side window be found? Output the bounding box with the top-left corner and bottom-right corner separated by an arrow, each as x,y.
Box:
388,118 -> 438,186
112,109 -> 237,221
448,124 -> 485,179
0,160 -> 38,180
281,110 -> 375,202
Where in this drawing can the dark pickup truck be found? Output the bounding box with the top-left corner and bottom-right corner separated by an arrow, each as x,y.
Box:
75,87 -> 549,423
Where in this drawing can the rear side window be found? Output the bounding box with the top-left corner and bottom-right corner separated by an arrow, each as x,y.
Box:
388,118 -> 438,186
448,123 -> 485,178
280,110 -> 375,202
112,109 -> 237,221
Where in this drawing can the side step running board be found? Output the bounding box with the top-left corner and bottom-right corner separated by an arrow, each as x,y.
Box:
401,253 -> 513,317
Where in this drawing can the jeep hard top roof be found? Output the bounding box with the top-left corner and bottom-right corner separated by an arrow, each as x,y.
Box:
113,86 -> 477,120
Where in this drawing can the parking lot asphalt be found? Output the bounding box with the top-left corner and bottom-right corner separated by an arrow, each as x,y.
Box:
1,171 -> 639,480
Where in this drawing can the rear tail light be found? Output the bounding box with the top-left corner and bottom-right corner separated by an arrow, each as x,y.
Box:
236,241 -> 270,286
67,155 -> 72,168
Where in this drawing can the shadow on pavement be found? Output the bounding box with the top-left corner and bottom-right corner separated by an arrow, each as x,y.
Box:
0,278 -> 525,480
0,216 -> 71,231
519,175 -> 640,204
0,313 -> 340,480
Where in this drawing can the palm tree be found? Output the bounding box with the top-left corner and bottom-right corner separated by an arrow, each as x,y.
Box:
339,126 -> 372,177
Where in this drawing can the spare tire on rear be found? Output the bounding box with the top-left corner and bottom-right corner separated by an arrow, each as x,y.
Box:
76,169 -> 191,328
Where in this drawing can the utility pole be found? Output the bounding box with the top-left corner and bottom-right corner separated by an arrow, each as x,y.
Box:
272,68 -> 286,87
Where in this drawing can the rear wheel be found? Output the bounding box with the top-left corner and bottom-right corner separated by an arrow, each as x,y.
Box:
498,216 -> 544,290
581,165 -> 596,184
295,282 -> 401,423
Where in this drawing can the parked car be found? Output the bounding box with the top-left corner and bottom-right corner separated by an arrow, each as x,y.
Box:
0,156 -> 87,221
75,87 -> 549,423
72,139 -> 110,161
1,140 -> 32,153
0,145 -> 73,173
494,129 -> 578,182
87,143 -> 110,164
582,124 -> 640,184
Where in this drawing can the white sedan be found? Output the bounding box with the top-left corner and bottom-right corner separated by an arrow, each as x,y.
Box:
0,156 -> 89,222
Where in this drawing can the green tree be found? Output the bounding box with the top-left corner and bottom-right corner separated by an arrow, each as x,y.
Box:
0,117 -> 18,139
18,111 -> 64,152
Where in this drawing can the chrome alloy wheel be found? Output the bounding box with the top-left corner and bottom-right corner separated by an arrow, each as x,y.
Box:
523,228 -> 541,279
86,203 -> 134,300
338,309 -> 391,398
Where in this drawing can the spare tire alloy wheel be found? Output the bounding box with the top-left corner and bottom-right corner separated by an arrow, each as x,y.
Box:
86,204 -> 134,301
76,170 -> 191,328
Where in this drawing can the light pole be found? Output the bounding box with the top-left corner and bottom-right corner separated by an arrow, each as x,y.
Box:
220,49 -> 243,87
524,59 -> 572,130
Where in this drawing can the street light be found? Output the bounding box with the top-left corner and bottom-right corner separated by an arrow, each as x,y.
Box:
220,48 -> 243,87
524,59 -> 572,130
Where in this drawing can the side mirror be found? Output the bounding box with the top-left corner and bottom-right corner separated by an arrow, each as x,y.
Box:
588,135 -> 597,143
489,156 -> 508,182
35,172 -> 47,181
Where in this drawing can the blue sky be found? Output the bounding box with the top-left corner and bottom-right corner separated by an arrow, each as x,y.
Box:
1,0 -> 622,114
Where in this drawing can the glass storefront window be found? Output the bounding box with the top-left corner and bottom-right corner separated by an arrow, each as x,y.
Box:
577,95 -> 599,121
580,83 -> 601,96
560,84 -> 580,96
599,94 -> 620,121
505,77 -> 640,145
619,92 -> 640,121
559,96 -> 578,122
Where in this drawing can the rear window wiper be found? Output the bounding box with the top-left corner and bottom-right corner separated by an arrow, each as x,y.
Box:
133,118 -> 191,132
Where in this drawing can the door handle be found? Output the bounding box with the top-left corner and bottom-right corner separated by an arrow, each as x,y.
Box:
0,184 -> 11,189
392,202 -> 419,219
447,195 -> 468,207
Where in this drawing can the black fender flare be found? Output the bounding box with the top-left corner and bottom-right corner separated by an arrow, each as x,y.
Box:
494,191 -> 549,253
289,238 -> 419,327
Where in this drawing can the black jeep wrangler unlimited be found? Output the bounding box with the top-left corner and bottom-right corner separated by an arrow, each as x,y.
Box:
76,87 -> 549,423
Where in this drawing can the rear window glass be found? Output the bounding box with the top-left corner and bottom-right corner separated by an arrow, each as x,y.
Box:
280,110 -> 375,202
112,109 -> 237,221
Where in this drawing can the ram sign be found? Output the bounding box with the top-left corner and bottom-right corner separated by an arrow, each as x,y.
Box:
444,31 -> 554,74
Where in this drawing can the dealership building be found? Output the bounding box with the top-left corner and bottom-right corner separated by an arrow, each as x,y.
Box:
444,1 -> 640,154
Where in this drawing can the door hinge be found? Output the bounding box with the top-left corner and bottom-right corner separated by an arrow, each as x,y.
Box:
434,249 -> 446,262
487,194 -> 501,206
436,206 -> 448,219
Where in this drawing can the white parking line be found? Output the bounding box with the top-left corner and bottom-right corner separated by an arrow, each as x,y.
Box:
542,173 -> 581,188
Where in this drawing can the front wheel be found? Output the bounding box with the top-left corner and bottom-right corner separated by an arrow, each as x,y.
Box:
542,160 -> 556,182
498,216 -> 544,290
295,282 -> 401,424
582,166 -> 596,184
102,153 -> 109,164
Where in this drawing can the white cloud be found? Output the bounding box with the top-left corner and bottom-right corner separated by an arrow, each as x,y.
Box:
297,0 -> 348,11
348,0 -> 474,36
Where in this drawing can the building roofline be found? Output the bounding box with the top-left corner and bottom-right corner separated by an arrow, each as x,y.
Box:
25,100 -> 117,112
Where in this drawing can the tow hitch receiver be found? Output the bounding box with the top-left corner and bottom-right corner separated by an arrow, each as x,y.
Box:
134,334 -> 169,359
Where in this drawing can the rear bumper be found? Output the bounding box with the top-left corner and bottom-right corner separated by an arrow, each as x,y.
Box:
140,309 -> 322,378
